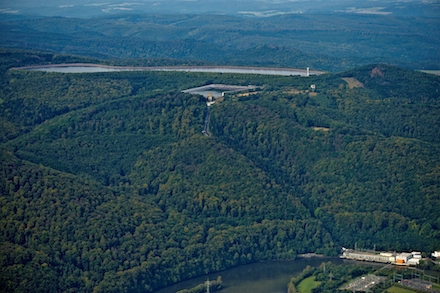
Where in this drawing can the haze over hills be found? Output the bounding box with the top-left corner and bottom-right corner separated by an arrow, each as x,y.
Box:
1,11 -> 439,71
1,0 -> 438,71
1,0 -> 439,17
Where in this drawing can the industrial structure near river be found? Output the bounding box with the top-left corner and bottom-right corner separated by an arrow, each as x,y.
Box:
341,247 -> 424,266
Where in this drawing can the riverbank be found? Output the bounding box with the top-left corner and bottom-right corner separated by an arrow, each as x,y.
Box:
176,277 -> 222,293
297,253 -> 326,259
154,258 -> 343,293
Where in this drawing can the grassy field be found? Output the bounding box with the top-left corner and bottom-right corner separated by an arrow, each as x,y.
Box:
385,286 -> 417,293
297,276 -> 321,293
342,77 -> 364,89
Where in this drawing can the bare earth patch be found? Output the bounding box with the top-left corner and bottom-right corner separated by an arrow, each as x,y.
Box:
284,87 -> 302,95
370,67 -> 385,78
236,92 -> 258,97
342,77 -> 364,89
313,127 -> 330,132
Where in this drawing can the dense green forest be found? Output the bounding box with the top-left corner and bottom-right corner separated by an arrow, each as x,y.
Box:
0,49 -> 440,293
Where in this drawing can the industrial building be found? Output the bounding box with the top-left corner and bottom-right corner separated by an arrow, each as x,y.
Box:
341,249 -> 394,264
341,248 -> 422,266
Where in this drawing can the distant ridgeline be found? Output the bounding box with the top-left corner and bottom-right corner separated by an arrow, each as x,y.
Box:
0,12 -> 439,71
0,49 -> 439,293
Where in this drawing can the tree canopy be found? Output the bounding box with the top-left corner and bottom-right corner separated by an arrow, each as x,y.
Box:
0,49 -> 439,293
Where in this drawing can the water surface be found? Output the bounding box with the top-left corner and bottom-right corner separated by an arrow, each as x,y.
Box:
24,65 -> 322,76
154,258 -> 343,293
27,66 -> 132,73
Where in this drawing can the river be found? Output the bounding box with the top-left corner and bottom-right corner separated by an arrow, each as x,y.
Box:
19,64 -> 325,76
153,258 -> 343,293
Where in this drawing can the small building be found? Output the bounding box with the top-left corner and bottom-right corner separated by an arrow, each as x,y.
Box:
432,251 -> 440,258
380,252 -> 393,257
412,252 -> 422,259
396,253 -> 413,264
407,258 -> 420,265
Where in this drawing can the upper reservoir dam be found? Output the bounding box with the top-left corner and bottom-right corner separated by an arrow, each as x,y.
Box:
16,64 -> 325,76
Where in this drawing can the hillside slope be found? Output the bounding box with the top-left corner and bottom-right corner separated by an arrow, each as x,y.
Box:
210,64 -> 440,250
0,50 -> 439,292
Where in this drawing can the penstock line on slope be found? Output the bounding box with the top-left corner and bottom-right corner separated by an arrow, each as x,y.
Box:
202,106 -> 211,136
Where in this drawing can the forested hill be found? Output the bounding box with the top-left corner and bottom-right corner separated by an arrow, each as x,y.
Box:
0,50 -> 439,293
1,12 -> 439,71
